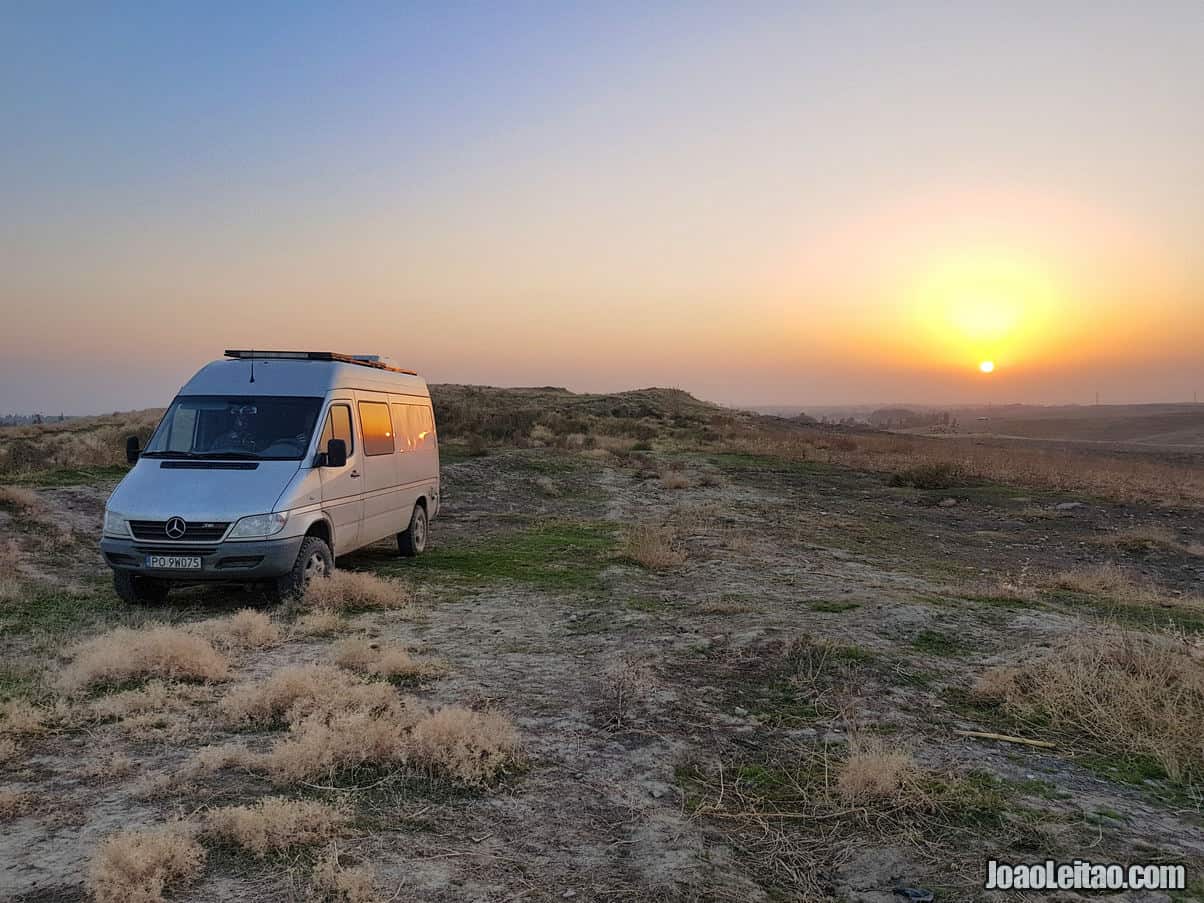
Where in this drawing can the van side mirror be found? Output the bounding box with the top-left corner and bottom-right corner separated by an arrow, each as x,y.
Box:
125,436 -> 140,464
323,438 -> 347,468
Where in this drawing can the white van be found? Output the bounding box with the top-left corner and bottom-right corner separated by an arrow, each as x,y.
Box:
100,350 -> 440,604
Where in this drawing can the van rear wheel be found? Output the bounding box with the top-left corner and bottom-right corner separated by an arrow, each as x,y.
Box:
113,571 -> 170,605
397,504 -> 428,557
271,535 -> 333,602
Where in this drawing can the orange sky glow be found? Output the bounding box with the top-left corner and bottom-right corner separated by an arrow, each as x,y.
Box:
1,6 -> 1201,413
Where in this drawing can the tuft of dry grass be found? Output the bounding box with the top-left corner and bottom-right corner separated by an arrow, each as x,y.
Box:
330,639 -> 443,681
1101,526 -> 1204,557
292,610 -> 348,637
0,789 -> 32,820
0,485 -> 42,512
836,738 -> 916,801
0,538 -> 23,600
220,665 -> 399,727
0,737 -> 18,764
310,845 -> 379,903
89,680 -> 214,742
1048,563 -> 1201,611
976,629 -> 1204,784
219,665 -> 417,784
660,470 -> 692,490
204,797 -> 346,857
621,524 -> 687,570
199,609 -> 280,649
58,625 -> 229,693
263,708 -> 410,785
534,475 -> 560,496
406,706 -> 522,786
87,824 -> 205,903
0,698 -> 69,737
303,570 -> 412,612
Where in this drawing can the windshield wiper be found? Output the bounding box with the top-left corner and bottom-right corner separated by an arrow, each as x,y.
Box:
141,451 -> 202,459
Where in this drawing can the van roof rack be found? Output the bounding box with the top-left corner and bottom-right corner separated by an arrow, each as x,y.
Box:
223,350 -> 418,376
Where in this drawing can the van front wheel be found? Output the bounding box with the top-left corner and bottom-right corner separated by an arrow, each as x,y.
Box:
397,504 -> 428,557
113,571 -> 170,605
272,535 -> 333,601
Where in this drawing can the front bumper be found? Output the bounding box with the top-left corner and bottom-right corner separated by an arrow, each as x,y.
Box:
100,534 -> 305,581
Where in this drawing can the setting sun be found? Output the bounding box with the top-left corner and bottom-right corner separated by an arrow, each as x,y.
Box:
979,360 -> 996,374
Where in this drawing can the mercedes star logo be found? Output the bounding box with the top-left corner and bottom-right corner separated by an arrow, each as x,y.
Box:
164,517 -> 187,540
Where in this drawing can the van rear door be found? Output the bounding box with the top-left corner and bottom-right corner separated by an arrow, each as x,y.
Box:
317,400 -> 362,553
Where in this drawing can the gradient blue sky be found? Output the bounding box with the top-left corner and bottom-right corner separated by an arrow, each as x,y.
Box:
3,2 -> 1202,413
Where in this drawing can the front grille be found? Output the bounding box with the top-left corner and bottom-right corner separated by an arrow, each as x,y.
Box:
129,521 -> 229,542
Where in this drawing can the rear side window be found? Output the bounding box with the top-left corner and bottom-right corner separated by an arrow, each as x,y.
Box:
392,403 -> 435,452
318,404 -> 354,455
357,402 -> 394,456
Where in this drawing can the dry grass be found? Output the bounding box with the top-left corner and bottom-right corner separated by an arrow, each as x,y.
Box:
87,824 -> 205,903
0,409 -> 162,477
534,475 -> 560,496
1102,526 -> 1204,557
0,737 -> 18,764
621,524 -> 687,570
1048,563 -> 1201,611
330,638 -> 443,681
660,470 -> 692,490
204,797 -> 347,857
722,429 -> 1204,507
198,609 -> 280,649
263,707 -> 410,784
220,665 -> 417,784
407,706 -> 522,785
0,789 -> 32,820
58,625 -> 229,693
310,845 -> 379,903
836,738 -> 917,801
976,629 -> 1204,784
0,485 -> 42,512
0,698 -> 69,736
292,610 -> 348,637
90,681 -> 214,742
220,664 -> 395,726
0,537 -> 24,600
303,570 -> 412,612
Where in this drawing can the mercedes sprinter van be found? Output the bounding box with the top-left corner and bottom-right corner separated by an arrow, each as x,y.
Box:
101,350 -> 439,604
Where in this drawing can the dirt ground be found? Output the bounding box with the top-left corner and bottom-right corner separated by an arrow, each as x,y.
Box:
3,445 -> 1204,902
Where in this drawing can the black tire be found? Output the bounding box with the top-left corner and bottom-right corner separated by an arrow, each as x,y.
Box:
113,571 -> 170,605
397,503 -> 428,557
272,535 -> 333,601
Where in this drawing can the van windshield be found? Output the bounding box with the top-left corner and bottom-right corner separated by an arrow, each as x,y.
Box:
143,396 -> 324,461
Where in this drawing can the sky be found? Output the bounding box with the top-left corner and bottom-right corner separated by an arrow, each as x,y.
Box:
2,2 -> 1202,414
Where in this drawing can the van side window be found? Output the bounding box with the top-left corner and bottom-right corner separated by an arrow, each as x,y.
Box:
358,402 -> 394,456
318,404 -> 354,455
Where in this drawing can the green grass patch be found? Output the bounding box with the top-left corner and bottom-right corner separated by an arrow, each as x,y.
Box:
400,521 -> 617,591
911,629 -> 970,657
0,584 -> 123,637
707,452 -> 837,477
0,665 -> 39,702
1047,588 -> 1204,634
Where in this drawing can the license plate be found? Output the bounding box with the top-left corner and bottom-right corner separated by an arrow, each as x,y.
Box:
145,555 -> 202,570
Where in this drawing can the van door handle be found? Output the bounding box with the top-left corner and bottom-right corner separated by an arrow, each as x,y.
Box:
349,469 -> 360,478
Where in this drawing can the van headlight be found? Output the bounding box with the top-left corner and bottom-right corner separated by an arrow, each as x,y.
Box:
103,509 -> 131,538
228,512 -> 289,539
